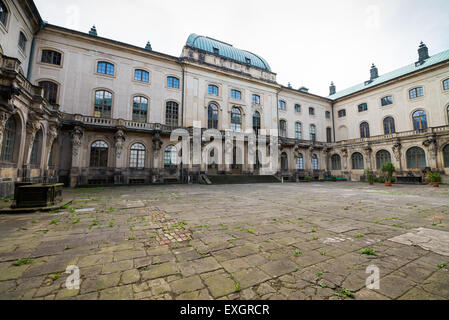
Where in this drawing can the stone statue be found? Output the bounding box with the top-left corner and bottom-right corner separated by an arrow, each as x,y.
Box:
71,126 -> 83,158
114,130 -> 126,159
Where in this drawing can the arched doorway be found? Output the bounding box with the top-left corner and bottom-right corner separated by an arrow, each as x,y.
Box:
281,152 -> 288,172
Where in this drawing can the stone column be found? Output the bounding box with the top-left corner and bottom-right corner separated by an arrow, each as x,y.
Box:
70,126 -> 83,188
24,120 -> 40,165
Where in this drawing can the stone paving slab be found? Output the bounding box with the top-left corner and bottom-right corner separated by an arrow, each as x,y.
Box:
0,182 -> 448,300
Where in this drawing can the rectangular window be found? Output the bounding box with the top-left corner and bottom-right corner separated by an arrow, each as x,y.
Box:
444,79 -> 449,91
295,104 -> 301,113
325,111 -> 331,119
358,103 -> 368,112
208,85 -> 219,96
338,110 -> 346,118
41,50 -> 62,65
252,94 -> 260,105
18,32 -> 27,52
134,70 -> 149,82
381,96 -> 393,106
167,77 -> 180,89
409,87 -> 423,99
97,62 -> 114,76
309,108 -> 315,116
231,89 -> 241,100
279,100 -> 286,110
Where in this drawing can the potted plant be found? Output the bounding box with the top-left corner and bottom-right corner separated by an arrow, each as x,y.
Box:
305,176 -> 313,182
381,162 -> 396,187
429,172 -> 441,188
365,169 -> 374,185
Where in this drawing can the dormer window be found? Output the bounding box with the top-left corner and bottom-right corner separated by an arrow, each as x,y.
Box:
409,87 -> 423,99
245,58 -> 251,64
213,47 -> 219,55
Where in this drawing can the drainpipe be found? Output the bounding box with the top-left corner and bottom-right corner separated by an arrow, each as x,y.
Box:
27,22 -> 45,81
276,87 -> 282,175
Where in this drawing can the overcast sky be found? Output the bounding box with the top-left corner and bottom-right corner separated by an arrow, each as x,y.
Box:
34,0 -> 449,97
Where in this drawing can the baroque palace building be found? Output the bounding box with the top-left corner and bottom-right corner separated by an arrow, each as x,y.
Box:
1,0 -> 449,196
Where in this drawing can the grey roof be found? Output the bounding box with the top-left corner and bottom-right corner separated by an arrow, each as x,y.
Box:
186,33 -> 271,71
328,49 -> 449,100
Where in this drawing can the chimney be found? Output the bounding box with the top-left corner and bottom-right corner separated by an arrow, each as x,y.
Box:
89,25 -> 97,37
145,41 -> 152,51
370,63 -> 379,80
418,42 -> 429,62
329,82 -> 336,95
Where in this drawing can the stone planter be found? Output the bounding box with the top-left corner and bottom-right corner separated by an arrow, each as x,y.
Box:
13,183 -> 64,209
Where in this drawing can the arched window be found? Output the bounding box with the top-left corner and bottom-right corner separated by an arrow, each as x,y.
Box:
352,152 -> 364,170
208,104 -> 219,129
407,147 -> 426,169
281,152 -> 288,171
296,154 -> 304,170
0,0 -> 8,26
279,120 -> 287,137
409,87 -> 423,99
41,50 -> 62,65
413,110 -> 427,130
164,146 -> 178,168
132,96 -> 148,122
94,90 -> 112,118
376,150 -> 391,169
90,141 -> 108,167
253,111 -> 261,135
279,100 -> 286,110
134,69 -> 149,83
18,32 -> 27,52
167,76 -> 180,88
231,107 -> 242,132
0,116 -> 15,162
384,117 -> 396,135
208,85 -> 219,96
130,143 -> 146,168
97,61 -> 114,76
166,101 -> 179,127
331,154 -> 341,170
30,130 -> 42,165
38,81 -> 58,105
295,122 -> 302,139
360,122 -> 370,138
312,154 -> 319,170
443,145 -> 449,168
309,125 -> 316,141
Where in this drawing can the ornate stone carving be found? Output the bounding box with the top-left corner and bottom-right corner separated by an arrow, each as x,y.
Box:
71,126 -> 84,158
423,138 -> 437,160
25,120 -> 41,163
114,130 -> 126,159
46,125 -> 58,149
392,143 -> 402,161
152,131 -> 163,151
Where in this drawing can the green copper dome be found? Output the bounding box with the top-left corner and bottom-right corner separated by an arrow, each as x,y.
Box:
186,33 -> 271,72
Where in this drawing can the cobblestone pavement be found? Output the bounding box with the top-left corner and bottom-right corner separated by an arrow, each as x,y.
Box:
0,182 -> 448,300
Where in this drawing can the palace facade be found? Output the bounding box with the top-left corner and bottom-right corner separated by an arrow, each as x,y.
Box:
1,0 -> 449,196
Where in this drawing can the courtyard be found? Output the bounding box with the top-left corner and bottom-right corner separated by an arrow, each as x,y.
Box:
0,182 -> 448,300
